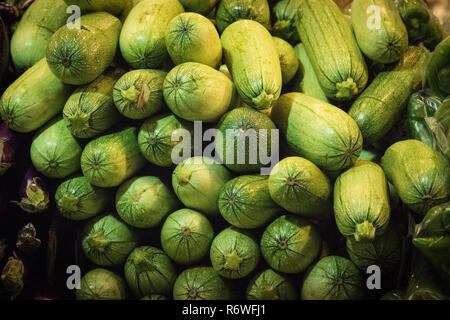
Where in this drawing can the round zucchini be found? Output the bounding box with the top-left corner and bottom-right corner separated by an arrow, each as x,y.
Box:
260,215 -> 321,274
221,20 -> 282,110
216,0 -> 271,34
63,68 -> 125,139
81,127 -> 146,188
160,208 -> 214,265
113,69 -> 167,120
124,246 -> 178,298
272,36 -> 299,85
46,12 -> 122,85
55,176 -> 110,221
63,0 -> 128,16
137,113 -> 194,167
165,12 -> 222,68
210,227 -> 260,279
246,269 -> 298,300
381,139 -> 450,215
301,256 -> 365,300
119,0 -> 184,69
115,176 -> 178,229
268,156 -> 332,220
218,175 -> 280,229
30,117 -> 82,179
163,62 -> 235,122
81,214 -> 137,267
173,267 -> 235,300
76,268 -> 128,300
172,157 -> 231,217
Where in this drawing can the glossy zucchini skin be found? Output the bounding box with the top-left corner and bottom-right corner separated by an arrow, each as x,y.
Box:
348,46 -> 427,145
0,58 -> 74,133
63,0 -> 128,16
295,0 -> 368,100
351,0 -> 408,64
426,36 -> 450,99
221,20 -> 282,110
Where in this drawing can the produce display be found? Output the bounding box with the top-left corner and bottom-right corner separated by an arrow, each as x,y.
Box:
0,0 -> 449,302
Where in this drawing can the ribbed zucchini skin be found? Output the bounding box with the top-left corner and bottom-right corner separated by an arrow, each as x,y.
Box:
272,0 -> 301,44
0,58 -> 74,133
334,161 -> 391,242
271,92 -> 363,173
351,0 -> 408,64
381,140 -> 450,215
295,0 -> 368,100
221,20 -> 282,110
348,46 -> 427,145
10,0 -> 68,72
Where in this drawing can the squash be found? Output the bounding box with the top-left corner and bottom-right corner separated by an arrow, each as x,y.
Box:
272,36 -> 299,85
76,268 -> 128,300
246,269 -> 298,300
272,0 -> 301,44
426,36 -> 450,99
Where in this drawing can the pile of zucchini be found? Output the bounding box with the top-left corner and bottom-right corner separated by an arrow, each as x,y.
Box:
0,0 -> 449,300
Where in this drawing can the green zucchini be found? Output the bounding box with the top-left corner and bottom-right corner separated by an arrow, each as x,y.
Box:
160,208 -> 214,265
124,246 -> 178,298
273,36 -> 299,85
260,215 -> 321,274
81,127 -> 146,188
271,92 -> 363,173
246,269 -> 298,300
81,214 -> 137,267
268,156 -> 332,220
210,227 -> 260,279
113,69 -> 167,120
55,176 -> 110,221
346,223 -> 401,272
63,68 -> 125,139
272,0 -> 301,44
290,43 -> 329,103
426,36 -> 450,99
381,139 -> 450,215
348,46 -> 427,145
165,12 -> 222,68
351,0 -> 408,64
163,62 -> 235,122
115,176 -> 178,229
30,117 -> 82,179
76,268 -> 128,300
46,12 -> 122,85
218,175 -> 280,229
63,0 -> 129,16
138,113 -> 194,167
301,256 -> 365,300
215,0 -> 271,34
295,0 -> 368,100
119,0 -> 184,69
178,0 -> 219,16
10,0 -> 68,72
0,58 -> 74,133
334,161 -> 391,242
221,20 -> 282,110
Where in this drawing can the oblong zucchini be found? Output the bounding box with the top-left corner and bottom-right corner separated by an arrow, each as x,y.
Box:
63,68 -> 125,139
271,92 -> 363,172
221,20 -> 282,110
273,36 -> 299,85
351,0 -> 408,64
81,127 -> 146,187
0,58 -> 74,133
348,46 -> 427,145
119,0 -> 184,69
46,12 -> 122,85
163,62 -> 235,122
295,0 -> 368,100
113,69 -> 167,120
381,139 -> 450,215
10,0 -> 68,72
165,12 -> 222,68
426,36 -> 450,99
30,117 -> 83,179
272,0 -> 301,44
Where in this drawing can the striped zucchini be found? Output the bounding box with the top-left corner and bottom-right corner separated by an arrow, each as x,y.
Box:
221,20 -> 282,110
295,0 -> 368,100
348,46 -> 427,145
